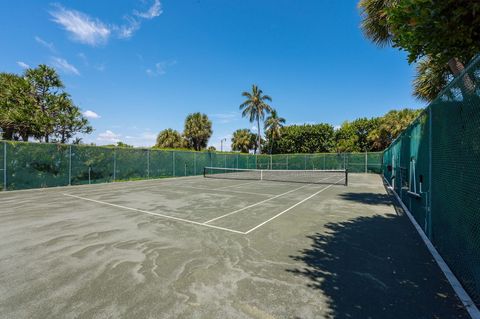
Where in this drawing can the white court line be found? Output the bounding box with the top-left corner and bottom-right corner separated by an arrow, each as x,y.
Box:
169,185 -> 274,197
203,176 -> 334,224
213,180 -> 260,190
383,177 -> 480,319
243,178 -> 344,234
63,193 -> 245,235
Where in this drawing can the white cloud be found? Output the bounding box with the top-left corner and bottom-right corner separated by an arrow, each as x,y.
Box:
35,36 -> 56,52
51,57 -> 80,75
17,61 -> 30,69
134,0 -> 163,19
50,2 -> 163,45
251,126 -> 258,132
116,16 -> 140,39
97,130 -> 121,143
50,4 -> 111,46
83,110 -> 101,119
146,60 -> 177,76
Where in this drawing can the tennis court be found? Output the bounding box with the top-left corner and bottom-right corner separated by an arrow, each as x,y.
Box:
0,172 -> 470,318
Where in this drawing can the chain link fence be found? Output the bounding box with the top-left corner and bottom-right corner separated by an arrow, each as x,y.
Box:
0,141 -> 381,191
383,55 -> 480,306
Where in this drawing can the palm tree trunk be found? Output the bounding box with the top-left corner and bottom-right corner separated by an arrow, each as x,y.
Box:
257,118 -> 261,154
448,57 -> 475,95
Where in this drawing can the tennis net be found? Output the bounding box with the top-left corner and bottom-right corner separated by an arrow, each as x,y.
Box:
203,167 -> 348,186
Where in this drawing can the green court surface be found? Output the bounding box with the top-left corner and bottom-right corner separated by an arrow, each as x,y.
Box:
0,174 -> 470,318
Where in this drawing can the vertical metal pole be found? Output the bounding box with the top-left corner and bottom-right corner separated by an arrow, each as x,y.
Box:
113,148 -> 116,182
427,106 -> 433,238
68,145 -> 72,185
286,155 -> 289,170
323,153 -> 326,170
224,154 -> 227,168
270,154 -> 273,170
173,151 -> 176,177
255,154 -> 258,169
194,152 -> 197,175
246,156 -> 249,169
88,166 -> 91,184
304,154 -> 307,170
147,149 -> 150,179
184,163 -> 187,176
3,141 -> 7,191
365,151 -> 368,174
236,154 -> 239,169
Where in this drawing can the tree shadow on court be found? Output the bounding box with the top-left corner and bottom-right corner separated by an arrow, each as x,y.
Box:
338,192 -> 393,206
287,204 -> 469,318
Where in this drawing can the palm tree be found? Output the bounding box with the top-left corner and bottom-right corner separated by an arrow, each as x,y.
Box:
231,129 -> 253,153
155,129 -> 184,149
264,109 -> 285,154
358,0 -> 472,101
183,113 -> 213,151
239,85 -> 272,154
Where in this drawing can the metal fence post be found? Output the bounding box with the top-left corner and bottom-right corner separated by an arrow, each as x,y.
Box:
173,151 -> 176,177
365,151 -> 368,173
68,145 -> 72,185
3,141 -> 7,191
270,154 -> 273,170
147,149 -> 150,179
427,106 -> 433,238
194,152 -> 197,175
286,155 -> 289,170
113,148 -> 116,182
304,154 -> 307,170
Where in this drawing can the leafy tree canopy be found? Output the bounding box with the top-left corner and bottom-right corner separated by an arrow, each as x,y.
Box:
0,65 -> 92,143
183,112 -> 212,151
155,129 -> 185,149
231,129 -> 254,153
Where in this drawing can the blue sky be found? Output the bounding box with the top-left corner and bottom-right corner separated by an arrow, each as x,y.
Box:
0,0 -> 424,150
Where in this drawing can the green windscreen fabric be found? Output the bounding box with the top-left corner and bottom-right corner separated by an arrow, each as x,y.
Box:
1,142 -> 382,190
383,55 -> 480,306
0,142 -> 5,191
71,145 -> 114,185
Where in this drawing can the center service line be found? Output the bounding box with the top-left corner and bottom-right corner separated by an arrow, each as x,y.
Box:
243,178 -> 344,234
203,176 -> 333,224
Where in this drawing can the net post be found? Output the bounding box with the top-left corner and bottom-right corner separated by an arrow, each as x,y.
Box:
345,169 -> 348,186
3,141 -> 7,191
203,167 -> 206,178
113,148 -> 116,182
68,145 -> 72,185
